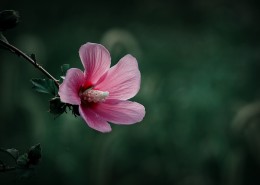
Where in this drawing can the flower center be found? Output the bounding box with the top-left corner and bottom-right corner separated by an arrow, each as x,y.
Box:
80,89 -> 109,103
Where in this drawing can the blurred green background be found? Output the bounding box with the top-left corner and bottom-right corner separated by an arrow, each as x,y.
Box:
1,0 -> 260,184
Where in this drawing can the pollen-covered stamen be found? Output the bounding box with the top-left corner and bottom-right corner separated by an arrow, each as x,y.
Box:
80,89 -> 109,103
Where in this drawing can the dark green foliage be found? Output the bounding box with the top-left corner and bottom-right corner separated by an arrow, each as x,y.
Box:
71,104 -> 80,117
16,144 -> 42,179
0,144 -> 41,177
6,148 -> 19,159
17,153 -> 29,168
49,96 -> 67,116
0,10 -> 19,31
30,53 -> 36,62
31,64 -> 80,118
31,78 -> 57,96
27,144 -> 41,165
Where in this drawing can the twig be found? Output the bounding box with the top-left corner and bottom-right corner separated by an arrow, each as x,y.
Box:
0,39 -> 59,87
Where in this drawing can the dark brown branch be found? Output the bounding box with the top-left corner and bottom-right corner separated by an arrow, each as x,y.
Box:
0,39 -> 59,87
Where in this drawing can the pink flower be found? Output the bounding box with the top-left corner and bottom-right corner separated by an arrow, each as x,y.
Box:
58,42 -> 145,132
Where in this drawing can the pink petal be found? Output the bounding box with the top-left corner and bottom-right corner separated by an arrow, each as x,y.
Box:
79,105 -> 112,133
95,54 -> 141,100
79,43 -> 111,85
58,68 -> 84,105
93,99 -> 145,125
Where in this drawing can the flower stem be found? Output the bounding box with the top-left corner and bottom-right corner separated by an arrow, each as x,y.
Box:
0,39 -> 59,87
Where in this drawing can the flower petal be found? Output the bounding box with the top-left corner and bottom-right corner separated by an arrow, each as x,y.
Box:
58,68 -> 84,105
79,43 -> 111,85
93,99 -> 145,125
79,105 -> 112,133
95,54 -> 141,100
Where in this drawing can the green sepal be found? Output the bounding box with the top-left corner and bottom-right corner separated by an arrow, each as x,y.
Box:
49,96 -> 67,116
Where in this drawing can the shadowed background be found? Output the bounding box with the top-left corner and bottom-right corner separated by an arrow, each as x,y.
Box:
1,0 -> 260,185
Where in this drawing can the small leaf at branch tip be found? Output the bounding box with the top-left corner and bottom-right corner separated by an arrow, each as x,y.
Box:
0,10 -> 20,31
30,53 -> 36,62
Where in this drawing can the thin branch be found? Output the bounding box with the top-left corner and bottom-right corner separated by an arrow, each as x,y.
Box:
0,39 -> 59,87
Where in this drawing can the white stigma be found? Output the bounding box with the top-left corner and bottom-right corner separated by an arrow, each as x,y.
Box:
81,89 -> 109,103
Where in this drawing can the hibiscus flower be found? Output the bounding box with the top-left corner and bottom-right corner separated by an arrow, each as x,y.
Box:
58,42 -> 145,132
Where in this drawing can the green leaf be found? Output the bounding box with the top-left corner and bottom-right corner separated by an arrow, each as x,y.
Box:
28,144 -> 41,165
31,78 -> 57,96
71,105 -> 80,117
49,96 -> 67,116
17,144 -> 42,168
0,148 -> 17,167
6,148 -> 19,159
17,153 -> 29,168
30,53 -> 36,62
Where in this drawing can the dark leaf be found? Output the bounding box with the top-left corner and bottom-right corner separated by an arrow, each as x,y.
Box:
17,153 -> 28,168
31,78 -> 57,96
0,10 -> 19,31
28,144 -> 41,165
0,148 -> 17,167
49,96 -> 67,116
30,53 -> 36,62
71,105 -> 80,117
6,148 -> 19,159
